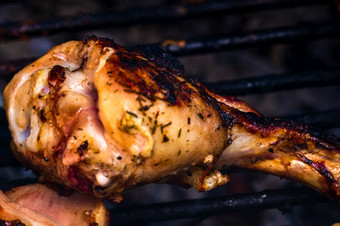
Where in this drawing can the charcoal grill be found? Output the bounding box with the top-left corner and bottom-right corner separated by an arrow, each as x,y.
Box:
0,0 -> 340,225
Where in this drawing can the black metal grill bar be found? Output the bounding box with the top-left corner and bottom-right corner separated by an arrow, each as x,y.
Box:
0,0 -> 328,41
109,187 -> 328,225
0,0 -> 25,4
281,108 -> 340,128
205,69 -> 340,95
159,23 -> 340,56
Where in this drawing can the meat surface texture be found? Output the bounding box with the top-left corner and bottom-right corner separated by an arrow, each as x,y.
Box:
4,36 -> 340,203
0,183 -> 108,225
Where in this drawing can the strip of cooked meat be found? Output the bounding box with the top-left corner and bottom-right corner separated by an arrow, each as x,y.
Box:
0,183 -> 108,225
3,36 -> 340,203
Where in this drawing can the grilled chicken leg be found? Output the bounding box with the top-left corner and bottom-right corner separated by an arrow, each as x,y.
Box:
4,36 -> 340,203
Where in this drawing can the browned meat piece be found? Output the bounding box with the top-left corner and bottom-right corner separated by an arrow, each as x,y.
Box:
0,183 -> 108,225
3,36 -> 340,203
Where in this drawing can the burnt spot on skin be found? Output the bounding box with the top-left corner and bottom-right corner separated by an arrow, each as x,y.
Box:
48,65 -> 66,88
197,113 -> 204,120
85,35 -> 118,49
77,140 -> 89,157
163,134 -> 170,143
40,109 -> 47,122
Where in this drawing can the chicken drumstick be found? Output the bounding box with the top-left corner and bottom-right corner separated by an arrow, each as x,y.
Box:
4,37 -> 340,203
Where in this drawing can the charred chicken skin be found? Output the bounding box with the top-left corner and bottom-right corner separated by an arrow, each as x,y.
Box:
4,36 -> 340,203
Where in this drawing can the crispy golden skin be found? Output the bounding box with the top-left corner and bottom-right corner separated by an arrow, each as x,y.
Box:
4,37 -> 340,202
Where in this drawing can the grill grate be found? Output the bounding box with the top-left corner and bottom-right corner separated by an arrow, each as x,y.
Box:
0,0 -> 330,40
0,0 -> 339,225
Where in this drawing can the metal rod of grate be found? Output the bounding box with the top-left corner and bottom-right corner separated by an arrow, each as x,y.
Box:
109,187 -> 329,225
0,0 -> 329,40
281,109 -> 340,128
0,0 -> 25,4
205,69 -> 340,95
159,23 -> 340,56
